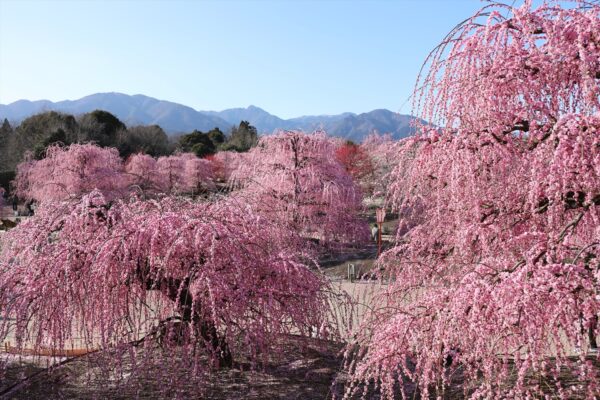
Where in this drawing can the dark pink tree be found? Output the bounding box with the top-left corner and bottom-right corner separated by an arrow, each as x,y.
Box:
347,2 -> 600,399
150,153 -> 215,196
13,144 -> 128,203
231,130 -> 369,247
335,141 -> 376,196
204,153 -> 226,183
0,191 -> 334,374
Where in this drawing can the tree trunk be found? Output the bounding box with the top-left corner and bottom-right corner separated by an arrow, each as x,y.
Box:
137,269 -> 233,367
589,315 -> 598,350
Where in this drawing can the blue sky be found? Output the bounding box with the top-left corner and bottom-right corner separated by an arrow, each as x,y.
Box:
1,0 -> 494,118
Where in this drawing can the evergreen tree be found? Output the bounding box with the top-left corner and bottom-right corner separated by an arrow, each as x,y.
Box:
178,130 -> 215,157
223,121 -> 258,152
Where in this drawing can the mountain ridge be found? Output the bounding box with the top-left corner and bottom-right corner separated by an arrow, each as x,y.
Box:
0,92 -> 420,142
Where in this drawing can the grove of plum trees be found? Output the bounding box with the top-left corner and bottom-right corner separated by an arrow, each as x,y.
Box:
14,144 -> 218,202
0,1 -> 597,398
0,130 -> 364,391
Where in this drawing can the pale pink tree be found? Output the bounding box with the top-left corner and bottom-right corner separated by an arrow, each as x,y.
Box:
0,191 -> 334,376
180,153 -> 215,194
124,153 -> 162,195
231,130 -> 369,247
360,132 -> 402,198
155,154 -> 187,194
211,150 -> 250,183
126,153 -> 215,197
13,144 -> 128,203
14,146 -> 218,208
347,2 -> 600,399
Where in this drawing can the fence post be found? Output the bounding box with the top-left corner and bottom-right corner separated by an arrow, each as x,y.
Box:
376,208 -> 387,257
348,263 -> 355,282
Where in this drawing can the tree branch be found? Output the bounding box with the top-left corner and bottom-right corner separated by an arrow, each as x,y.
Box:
558,212 -> 584,242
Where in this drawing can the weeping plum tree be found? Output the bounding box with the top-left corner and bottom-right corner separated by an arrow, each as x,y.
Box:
124,153 -> 162,194
154,154 -> 187,194
232,130 -> 369,247
210,150 -> 249,183
14,143 -> 128,202
360,132 -> 402,198
346,2 -> 600,399
3,141 -> 333,384
0,191 -> 333,373
180,153 -> 215,194
151,153 -> 216,196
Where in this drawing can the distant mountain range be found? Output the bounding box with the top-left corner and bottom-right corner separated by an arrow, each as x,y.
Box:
0,92 -> 419,142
